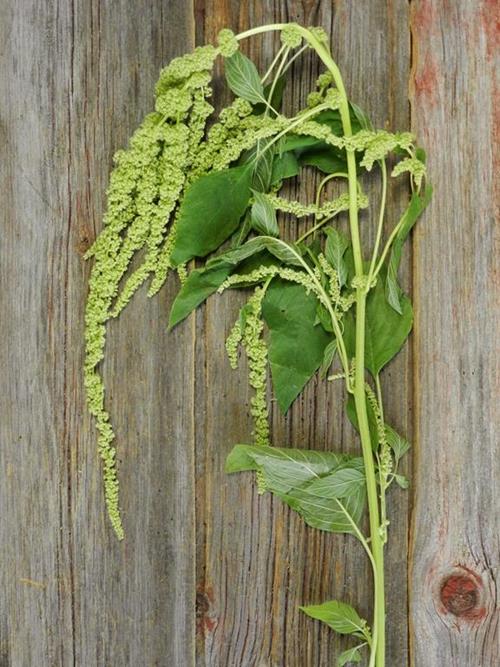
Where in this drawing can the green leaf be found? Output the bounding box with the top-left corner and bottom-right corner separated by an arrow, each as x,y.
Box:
210,235 -> 302,269
316,303 -> 333,332
299,148 -> 347,174
262,280 -> 332,412
394,473 -> 409,489
253,75 -> 286,115
168,263 -> 232,328
226,444 -> 348,490
337,645 -> 363,666
343,268 -> 413,376
226,444 -> 366,535
240,142 -> 275,192
350,101 -> 373,130
271,151 -> 300,183
250,190 -> 279,236
385,425 -> 410,462
320,339 -> 337,378
225,51 -> 264,104
324,228 -> 350,286
386,185 -> 432,312
300,600 -> 370,637
170,166 -> 253,266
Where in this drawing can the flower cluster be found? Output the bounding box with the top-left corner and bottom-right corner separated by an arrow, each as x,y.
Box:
391,156 -> 426,187
84,45 -> 218,538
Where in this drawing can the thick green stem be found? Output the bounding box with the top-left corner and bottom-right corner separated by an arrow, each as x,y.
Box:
311,33 -> 386,667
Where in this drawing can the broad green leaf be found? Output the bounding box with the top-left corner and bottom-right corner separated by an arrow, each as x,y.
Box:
386,185 -> 432,312
337,645 -> 363,666
168,263 -> 232,328
170,166 -> 253,266
271,151 -> 300,183
324,228 -> 350,286
225,51 -> 264,104
343,267 -> 413,376
288,470 -> 366,532
226,444 -> 366,535
299,148 -> 347,174
262,280 -> 332,412
226,444 -> 348,492
250,190 -> 279,236
385,424 -> 410,462
320,339 -> 337,377
169,248 -> 276,327
300,600 -> 370,637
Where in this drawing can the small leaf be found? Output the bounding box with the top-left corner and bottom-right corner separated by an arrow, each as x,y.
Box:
324,228 -> 350,286
170,166 -> 253,266
209,235 -> 302,268
250,190 -> 279,236
350,101 -> 373,130
337,645 -> 363,666
300,600 -> 370,637
394,474 -> 409,489
262,280 -> 332,412
316,303 -> 333,332
385,425 -> 410,462
225,51 -> 264,104
385,185 -> 432,312
320,339 -> 337,378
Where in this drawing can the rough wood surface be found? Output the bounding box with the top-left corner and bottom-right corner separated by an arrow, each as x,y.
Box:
0,1 -> 196,665
0,1 -> 496,666
409,1 -> 499,665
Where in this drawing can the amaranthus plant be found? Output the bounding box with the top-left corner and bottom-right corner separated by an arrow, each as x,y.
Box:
84,23 -> 431,666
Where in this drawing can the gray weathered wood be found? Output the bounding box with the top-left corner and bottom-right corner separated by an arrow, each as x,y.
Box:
409,1 -> 499,665
0,1 -> 196,665
1,1 -> 497,665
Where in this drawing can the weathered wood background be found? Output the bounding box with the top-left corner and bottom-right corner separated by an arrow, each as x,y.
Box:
1,1 -> 498,665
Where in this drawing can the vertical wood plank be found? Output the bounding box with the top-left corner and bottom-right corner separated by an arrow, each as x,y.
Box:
192,1 -> 412,665
0,1 -> 197,665
410,1 -> 499,665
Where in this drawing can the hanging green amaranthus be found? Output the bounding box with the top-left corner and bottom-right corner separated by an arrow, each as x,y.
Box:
85,23 -> 431,666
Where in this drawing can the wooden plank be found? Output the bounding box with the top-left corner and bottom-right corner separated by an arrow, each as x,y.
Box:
410,1 -> 499,665
0,1 -> 197,665
192,2 -> 412,665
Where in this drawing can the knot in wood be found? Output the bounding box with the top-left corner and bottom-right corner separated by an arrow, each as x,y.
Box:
440,574 -> 479,617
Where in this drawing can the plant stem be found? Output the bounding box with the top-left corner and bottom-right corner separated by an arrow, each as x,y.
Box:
309,33 -> 386,667
237,24 -> 387,666
366,160 -> 387,289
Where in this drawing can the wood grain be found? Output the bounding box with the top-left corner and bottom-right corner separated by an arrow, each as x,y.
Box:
409,1 -> 499,665
0,1 -> 197,665
0,1 -> 497,665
